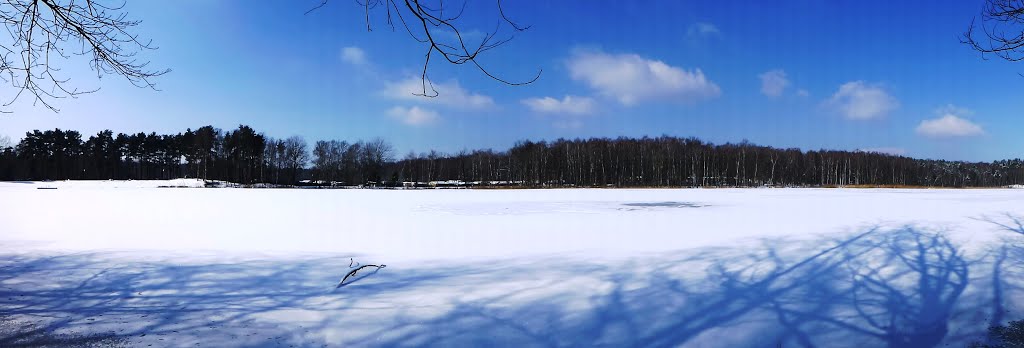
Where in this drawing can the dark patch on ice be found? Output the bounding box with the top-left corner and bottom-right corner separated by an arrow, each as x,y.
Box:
621,201 -> 708,209
0,317 -> 128,347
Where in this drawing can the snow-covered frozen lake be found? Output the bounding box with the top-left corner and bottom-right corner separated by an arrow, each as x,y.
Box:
1,180 -> 1023,347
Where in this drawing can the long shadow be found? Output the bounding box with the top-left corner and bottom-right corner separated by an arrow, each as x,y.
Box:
348,227 -> 1001,348
0,225 -> 1020,347
970,213 -> 1024,346
761,228 -> 970,348
977,213 -> 1024,237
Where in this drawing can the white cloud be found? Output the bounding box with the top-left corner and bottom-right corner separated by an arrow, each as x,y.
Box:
824,81 -> 898,120
387,106 -> 439,126
858,147 -> 906,156
759,70 -> 789,98
382,77 -> 494,110
796,89 -> 810,97
521,95 -> 596,115
341,46 -> 367,65
916,115 -> 984,137
915,105 -> 984,138
567,49 -> 721,105
687,22 -> 720,38
553,120 -> 585,129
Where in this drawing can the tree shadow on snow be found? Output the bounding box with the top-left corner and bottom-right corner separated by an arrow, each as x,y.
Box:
352,227 -> 1000,348
1,221 -> 1024,347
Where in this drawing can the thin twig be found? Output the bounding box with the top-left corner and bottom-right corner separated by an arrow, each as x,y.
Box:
306,0 -> 541,96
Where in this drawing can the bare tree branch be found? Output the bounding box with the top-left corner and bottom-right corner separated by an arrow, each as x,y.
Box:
0,0 -> 168,112
308,0 -> 541,97
963,0 -> 1024,63
336,260 -> 386,288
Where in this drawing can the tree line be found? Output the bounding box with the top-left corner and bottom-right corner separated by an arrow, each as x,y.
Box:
1,127 -> 1022,188
398,137 -> 1024,187
0,125 -> 392,186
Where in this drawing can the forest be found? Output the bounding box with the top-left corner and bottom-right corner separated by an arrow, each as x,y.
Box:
1,125 -> 1023,188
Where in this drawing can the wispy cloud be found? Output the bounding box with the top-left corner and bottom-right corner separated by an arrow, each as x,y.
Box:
824,81 -> 898,120
687,22 -> 720,38
381,77 -> 494,110
567,49 -> 720,105
387,106 -> 439,126
759,70 -> 789,98
916,104 -> 984,138
341,46 -> 367,65
552,120 -> 585,129
521,95 -> 596,115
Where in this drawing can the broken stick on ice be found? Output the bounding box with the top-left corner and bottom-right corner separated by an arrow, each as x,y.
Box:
336,258 -> 386,288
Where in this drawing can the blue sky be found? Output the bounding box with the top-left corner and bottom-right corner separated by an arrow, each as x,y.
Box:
0,0 -> 1021,161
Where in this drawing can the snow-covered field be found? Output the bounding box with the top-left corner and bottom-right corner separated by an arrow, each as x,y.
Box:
1,181 -> 1023,347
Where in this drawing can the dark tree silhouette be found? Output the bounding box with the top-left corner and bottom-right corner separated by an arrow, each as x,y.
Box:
393,136 -> 1024,188
2,126 -> 1023,188
964,0 -> 1024,62
307,0 -> 540,96
282,136 -> 310,184
0,0 -> 167,112
311,140 -> 349,184
223,125 -> 266,184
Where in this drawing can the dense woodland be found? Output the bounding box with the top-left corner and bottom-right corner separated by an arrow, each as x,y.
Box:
1,125 -> 1023,188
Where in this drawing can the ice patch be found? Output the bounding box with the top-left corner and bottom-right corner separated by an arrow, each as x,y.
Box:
620,201 -> 708,209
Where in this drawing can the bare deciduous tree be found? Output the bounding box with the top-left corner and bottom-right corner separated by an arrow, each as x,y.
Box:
283,135 -> 310,184
360,137 -> 394,184
307,0 -> 540,97
263,137 -> 285,183
0,0 -> 167,112
312,139 -> 349,184
964,0 -> 1024,62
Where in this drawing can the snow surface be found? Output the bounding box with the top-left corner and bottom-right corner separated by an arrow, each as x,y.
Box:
1,182 -> 1023,347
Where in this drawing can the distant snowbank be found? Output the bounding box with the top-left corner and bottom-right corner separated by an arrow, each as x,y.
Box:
0,178 -> 206,189
1009,184 -> 1024,189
